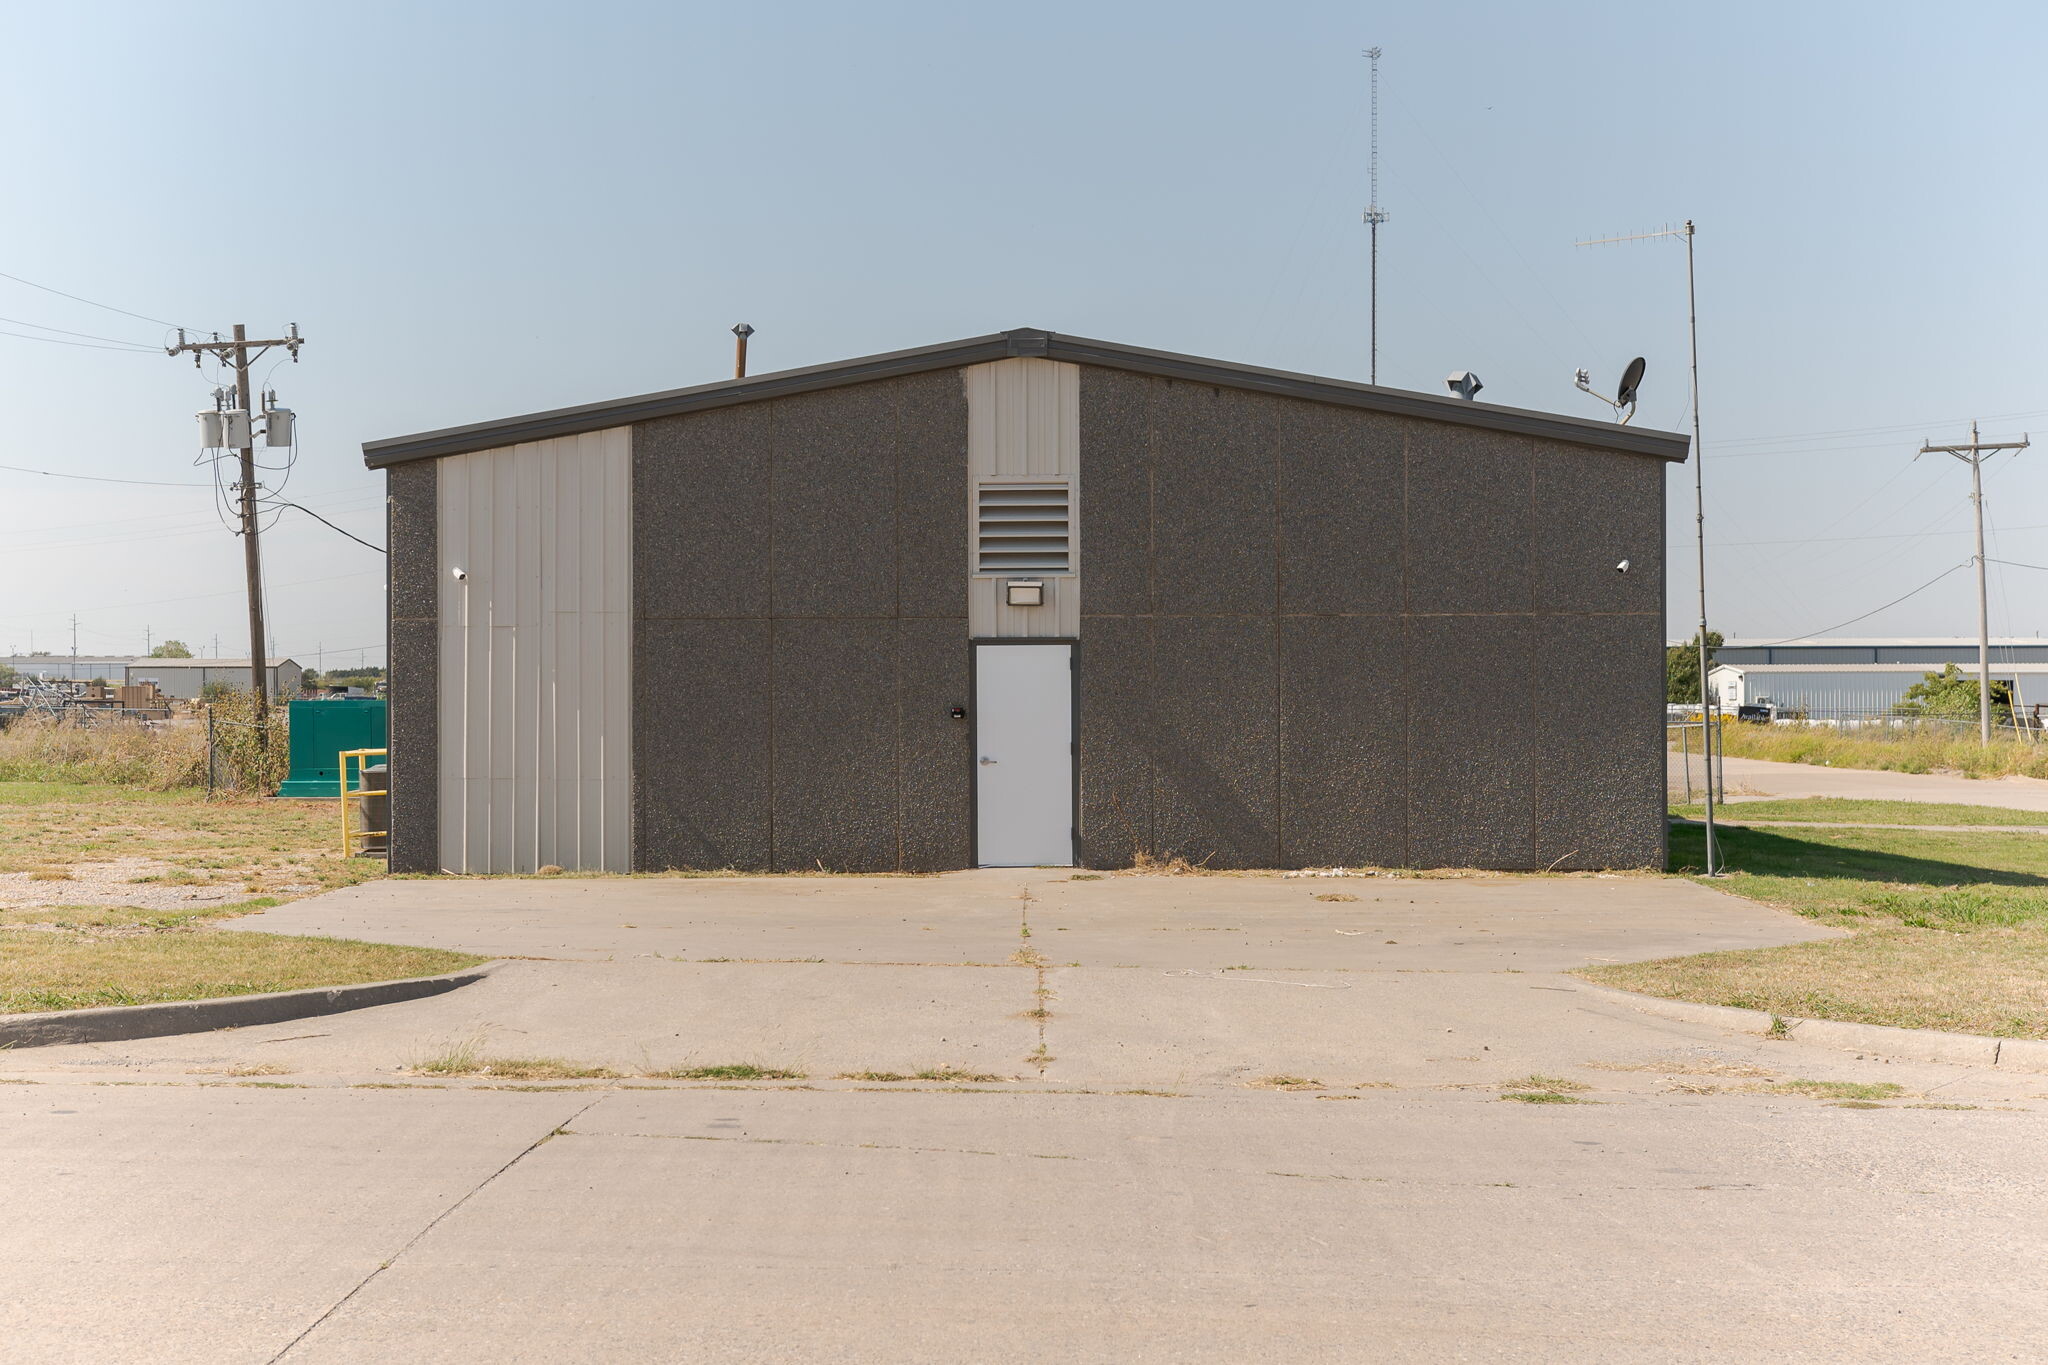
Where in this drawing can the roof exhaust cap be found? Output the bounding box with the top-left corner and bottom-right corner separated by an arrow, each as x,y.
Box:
1445,371 -> 1484,401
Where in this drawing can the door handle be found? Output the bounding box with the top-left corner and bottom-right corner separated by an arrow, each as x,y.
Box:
979,756 -> 998,766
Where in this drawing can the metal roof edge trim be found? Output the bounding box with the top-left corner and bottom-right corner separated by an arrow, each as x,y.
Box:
363,327 -> 1691,467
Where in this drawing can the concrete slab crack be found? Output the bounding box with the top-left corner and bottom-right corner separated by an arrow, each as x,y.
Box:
266,1095 -> 602,1362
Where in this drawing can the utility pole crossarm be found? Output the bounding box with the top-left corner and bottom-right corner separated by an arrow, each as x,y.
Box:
166,322 -> 308,752
1918,423 -> 2029,744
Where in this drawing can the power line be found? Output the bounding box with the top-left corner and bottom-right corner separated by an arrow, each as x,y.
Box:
1745,562 -> 1974,648
0,567 -> 382,625
1712,519 -> 2048,549
0,462 -> 211,487
0,326 -> 158,353
1710,407 -> 2048,451
263,500 -> 386,554
0,314 -> 158,347
0,268 -> 189,330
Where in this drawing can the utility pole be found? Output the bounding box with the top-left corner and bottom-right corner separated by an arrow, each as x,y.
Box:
167,323 -> 304,746
1921,421 -> 2030,744
70,614 -> 77,679
1363,47 -> 1389,385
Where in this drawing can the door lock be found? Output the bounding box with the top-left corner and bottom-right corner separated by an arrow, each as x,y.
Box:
979,756 -> 998,766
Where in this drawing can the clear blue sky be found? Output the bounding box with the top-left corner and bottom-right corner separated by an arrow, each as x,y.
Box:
3,1 -> 2044,667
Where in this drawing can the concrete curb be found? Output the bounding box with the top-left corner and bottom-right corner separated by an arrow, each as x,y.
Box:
0,964 -> 497,1050
1574,980 -> 2048,1073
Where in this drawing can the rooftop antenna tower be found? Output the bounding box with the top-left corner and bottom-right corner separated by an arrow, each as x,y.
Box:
1576,220 -> 1717,874
1363,47 -> 1389,385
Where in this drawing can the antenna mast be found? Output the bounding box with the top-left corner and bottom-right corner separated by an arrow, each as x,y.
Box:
1363,46 -> 1389,385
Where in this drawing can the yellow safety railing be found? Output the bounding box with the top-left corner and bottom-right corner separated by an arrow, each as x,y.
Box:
340,747 -> 389,857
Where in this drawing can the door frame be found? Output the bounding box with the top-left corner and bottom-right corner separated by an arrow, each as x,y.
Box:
968,637 -> 1081,868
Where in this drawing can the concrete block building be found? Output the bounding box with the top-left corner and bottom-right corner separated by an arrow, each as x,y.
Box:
367,329 -> 1688,875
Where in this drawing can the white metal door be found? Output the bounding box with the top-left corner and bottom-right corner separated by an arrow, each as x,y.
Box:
975,644 -> 1073,867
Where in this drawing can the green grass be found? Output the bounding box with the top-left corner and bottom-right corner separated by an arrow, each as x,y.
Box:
1673,798 -> 2048,828
1664,821 -> 2048,925
1582,822 -> 2048,1038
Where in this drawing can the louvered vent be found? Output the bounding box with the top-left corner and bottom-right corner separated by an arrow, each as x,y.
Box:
976,484 -> 1071,574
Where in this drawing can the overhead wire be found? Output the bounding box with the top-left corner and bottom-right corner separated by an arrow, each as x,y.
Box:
0,326 -> 159,353
0,462 -> 211,488
0,314 -> 160,348
1744,562 -> 1975,647
0,267 -> 191,330
0,567 -> 385,626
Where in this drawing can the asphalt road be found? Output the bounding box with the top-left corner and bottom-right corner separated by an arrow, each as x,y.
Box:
5,871 -> 2045,1362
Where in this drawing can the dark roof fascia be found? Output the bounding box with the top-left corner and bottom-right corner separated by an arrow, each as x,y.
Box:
363,328 -> 1690,467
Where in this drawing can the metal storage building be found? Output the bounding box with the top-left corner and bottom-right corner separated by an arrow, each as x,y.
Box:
126,658 -> 304,701
366,329 -> 1689,875
1713,637 -> 2048,667
1710,661 -> 2048,718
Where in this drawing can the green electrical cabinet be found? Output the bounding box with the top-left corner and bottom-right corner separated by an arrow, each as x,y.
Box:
278,697 -> 389,798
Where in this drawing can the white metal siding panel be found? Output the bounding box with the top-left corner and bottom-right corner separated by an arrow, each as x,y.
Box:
966,358 -> 1080,637
437,427 -> 632,872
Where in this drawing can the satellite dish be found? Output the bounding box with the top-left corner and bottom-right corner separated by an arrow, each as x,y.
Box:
1616,356 -> 1646,408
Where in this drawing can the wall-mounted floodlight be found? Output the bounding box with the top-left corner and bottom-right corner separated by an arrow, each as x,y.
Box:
1445,371 -> 1483,400
1574,356 -> 1646,424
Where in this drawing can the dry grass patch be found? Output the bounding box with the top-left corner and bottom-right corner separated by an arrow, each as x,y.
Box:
0,717 -> 207,789
1501,1090 -> 1595,1104
410,1046 -> 623,1081
651,1063 -> 806,1081
839,1067 -> 1009,1083
0,930 -> 478,1015
1588,926 -> 2048,1040
187,1062 -> 296,1077
1246,1074 -> 1325,1091
1583,1058 -> 1777,1078
1497,1074 -> 1589,1093
1583,822 -> 2048,1039
1768,1079 -> 1907,1102
0,781 -> 386,903
1706,721 -> 2048,781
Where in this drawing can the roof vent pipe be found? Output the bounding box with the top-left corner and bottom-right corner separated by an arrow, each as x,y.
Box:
732,323 -> 755,378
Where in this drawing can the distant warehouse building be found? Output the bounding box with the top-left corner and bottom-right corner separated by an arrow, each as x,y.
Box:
0,655 -> 137,683
0,655 -> 302,698
126,658 -> 304,701
367,329 -> 1690,876
1707,637 -> 2048,718
1712,662 -> 2048,719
